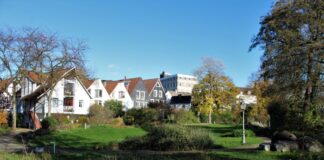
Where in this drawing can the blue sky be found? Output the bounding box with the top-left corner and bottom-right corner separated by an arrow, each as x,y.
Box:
0,0 -> 273,87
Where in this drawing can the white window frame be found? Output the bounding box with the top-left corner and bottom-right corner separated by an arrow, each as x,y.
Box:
79,100 -> 84,108
52,98 -> 59,108
136,91 -> 140,100
140,91 -> 145,100
159,90 -> 163,98
95,89 -> 102,98
153,90 -> 157,97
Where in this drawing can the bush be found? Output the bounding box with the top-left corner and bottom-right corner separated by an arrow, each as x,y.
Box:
77,116 -> 89,124
110,117 -> 125,127
89,104 -> 113,125
104,100 -> 124,117
123,115 -> 134,125
41,117 -> 58,131
231,129 -> 256,137
120,124 -> 213,151
125,108 -> 158,126
173,109 -> 198,124
51,114 -> 70,124
0,111 -> 8,126
212,111 -> 235,124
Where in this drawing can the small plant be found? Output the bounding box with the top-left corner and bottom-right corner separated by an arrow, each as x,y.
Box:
120,124 -> 214,151
41,117 -> 59,131
231,129 -> 256,137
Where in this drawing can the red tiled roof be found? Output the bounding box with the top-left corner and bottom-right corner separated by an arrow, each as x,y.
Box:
105,81 -> 119,94
143,78 -> 158,94
82,79 -> 94,89
0,78 -> 13,91
116,77 -> 142,94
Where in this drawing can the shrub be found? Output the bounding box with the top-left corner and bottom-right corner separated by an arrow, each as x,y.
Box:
125,108 -> 158,126
0,111 -> 8,126
231,129 -> 256,137
120,124 -> 213,151
89,104 -> 113,125
123,115 -> 134,125
77,116 -> 89,124
212,111 -> 235,124
51,114 -> 70,124
41,117 -> 58,131
104,100 -> 124,117
110,117 -> 125,127
173,109 -> 198,124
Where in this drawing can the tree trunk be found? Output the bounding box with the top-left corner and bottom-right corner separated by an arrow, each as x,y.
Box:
47,91 -> 53,117
208,109 -> 212,124
197,111 -> 201,122
12,86 -> 17,130
303,52 -> 314,112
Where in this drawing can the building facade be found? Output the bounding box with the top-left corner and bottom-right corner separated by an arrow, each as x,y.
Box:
160,72 -> 198,94
143,78 -> 166,103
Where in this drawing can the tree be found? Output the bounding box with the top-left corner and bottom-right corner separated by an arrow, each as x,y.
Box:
0,27 -> 88,129
0,28 -> 33,130
23,27 -> 87,117
192,57 -> 239,123
250,0 -> 324,130
104,100 -> 124,117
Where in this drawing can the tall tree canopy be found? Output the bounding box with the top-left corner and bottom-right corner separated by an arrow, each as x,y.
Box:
250,0 -> 323,130
192,57 -> 238,123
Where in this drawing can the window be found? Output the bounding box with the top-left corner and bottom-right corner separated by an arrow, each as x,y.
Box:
159,91 -> 163,98
136,91 -> 140,100
140,91 -> 145,100
135,101 -> 140,107
118,91 -> 125,98
156,83 -> 161,87
79,100 -> 84,108
95,89 -> 102,98
88,89 -> 91,94
52,98 -> 58,108
64,97 -> 73,106
64,82 -> 74,96
153,90 -> 157,97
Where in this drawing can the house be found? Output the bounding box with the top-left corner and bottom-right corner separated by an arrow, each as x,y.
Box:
84,79 -> 111,106
20,68 -> 92,128
160,72 -> 198,94
236,87 -> 257,105
169,93 -> 192,110
0,78 -> 14,110
115,77 -> 148,108
104,81 -> 133,110
143,78 -> 166,103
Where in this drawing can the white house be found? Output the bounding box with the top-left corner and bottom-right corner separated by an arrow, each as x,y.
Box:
85,79 -> 111,106
20,68 -> 92,128
236,87 -> 257,105
104,81 -> 133,110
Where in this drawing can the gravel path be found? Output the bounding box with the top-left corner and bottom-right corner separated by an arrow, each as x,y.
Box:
0,128 -> 32,152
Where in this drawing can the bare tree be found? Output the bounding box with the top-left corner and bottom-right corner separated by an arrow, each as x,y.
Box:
23,27 -> 87,117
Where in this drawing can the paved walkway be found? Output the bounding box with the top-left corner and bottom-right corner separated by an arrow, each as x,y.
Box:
0,128 -> 32,152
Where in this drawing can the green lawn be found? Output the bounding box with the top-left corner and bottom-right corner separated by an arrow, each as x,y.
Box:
188,124 -> 264,148
30,125 -> 146,149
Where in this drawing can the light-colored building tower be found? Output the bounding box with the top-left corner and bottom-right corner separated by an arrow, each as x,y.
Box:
159,72 -> 198,94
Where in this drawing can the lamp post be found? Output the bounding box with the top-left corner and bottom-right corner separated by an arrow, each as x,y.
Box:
240,99 -> 246,144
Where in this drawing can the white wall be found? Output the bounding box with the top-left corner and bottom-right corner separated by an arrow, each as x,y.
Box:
37,77 -> 92,116
88,79 -> 111,105
110,82 -> 134,110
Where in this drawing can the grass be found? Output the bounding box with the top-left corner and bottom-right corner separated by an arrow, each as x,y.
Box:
0,127 -> 10,135
188,124 -> 264,148
30,125 -> 146,149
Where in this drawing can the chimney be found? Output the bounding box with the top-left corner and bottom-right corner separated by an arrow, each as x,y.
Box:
160,71 -> 165,78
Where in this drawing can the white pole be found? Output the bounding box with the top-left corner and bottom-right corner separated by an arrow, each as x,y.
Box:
242,109 -> 246,144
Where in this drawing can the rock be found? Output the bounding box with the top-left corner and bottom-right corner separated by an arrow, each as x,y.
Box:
34,147 -> 44,153
271,140 -> 299,152
259,143 -> 271,151
271,130 -> 297,143
298,136 -> 323,153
